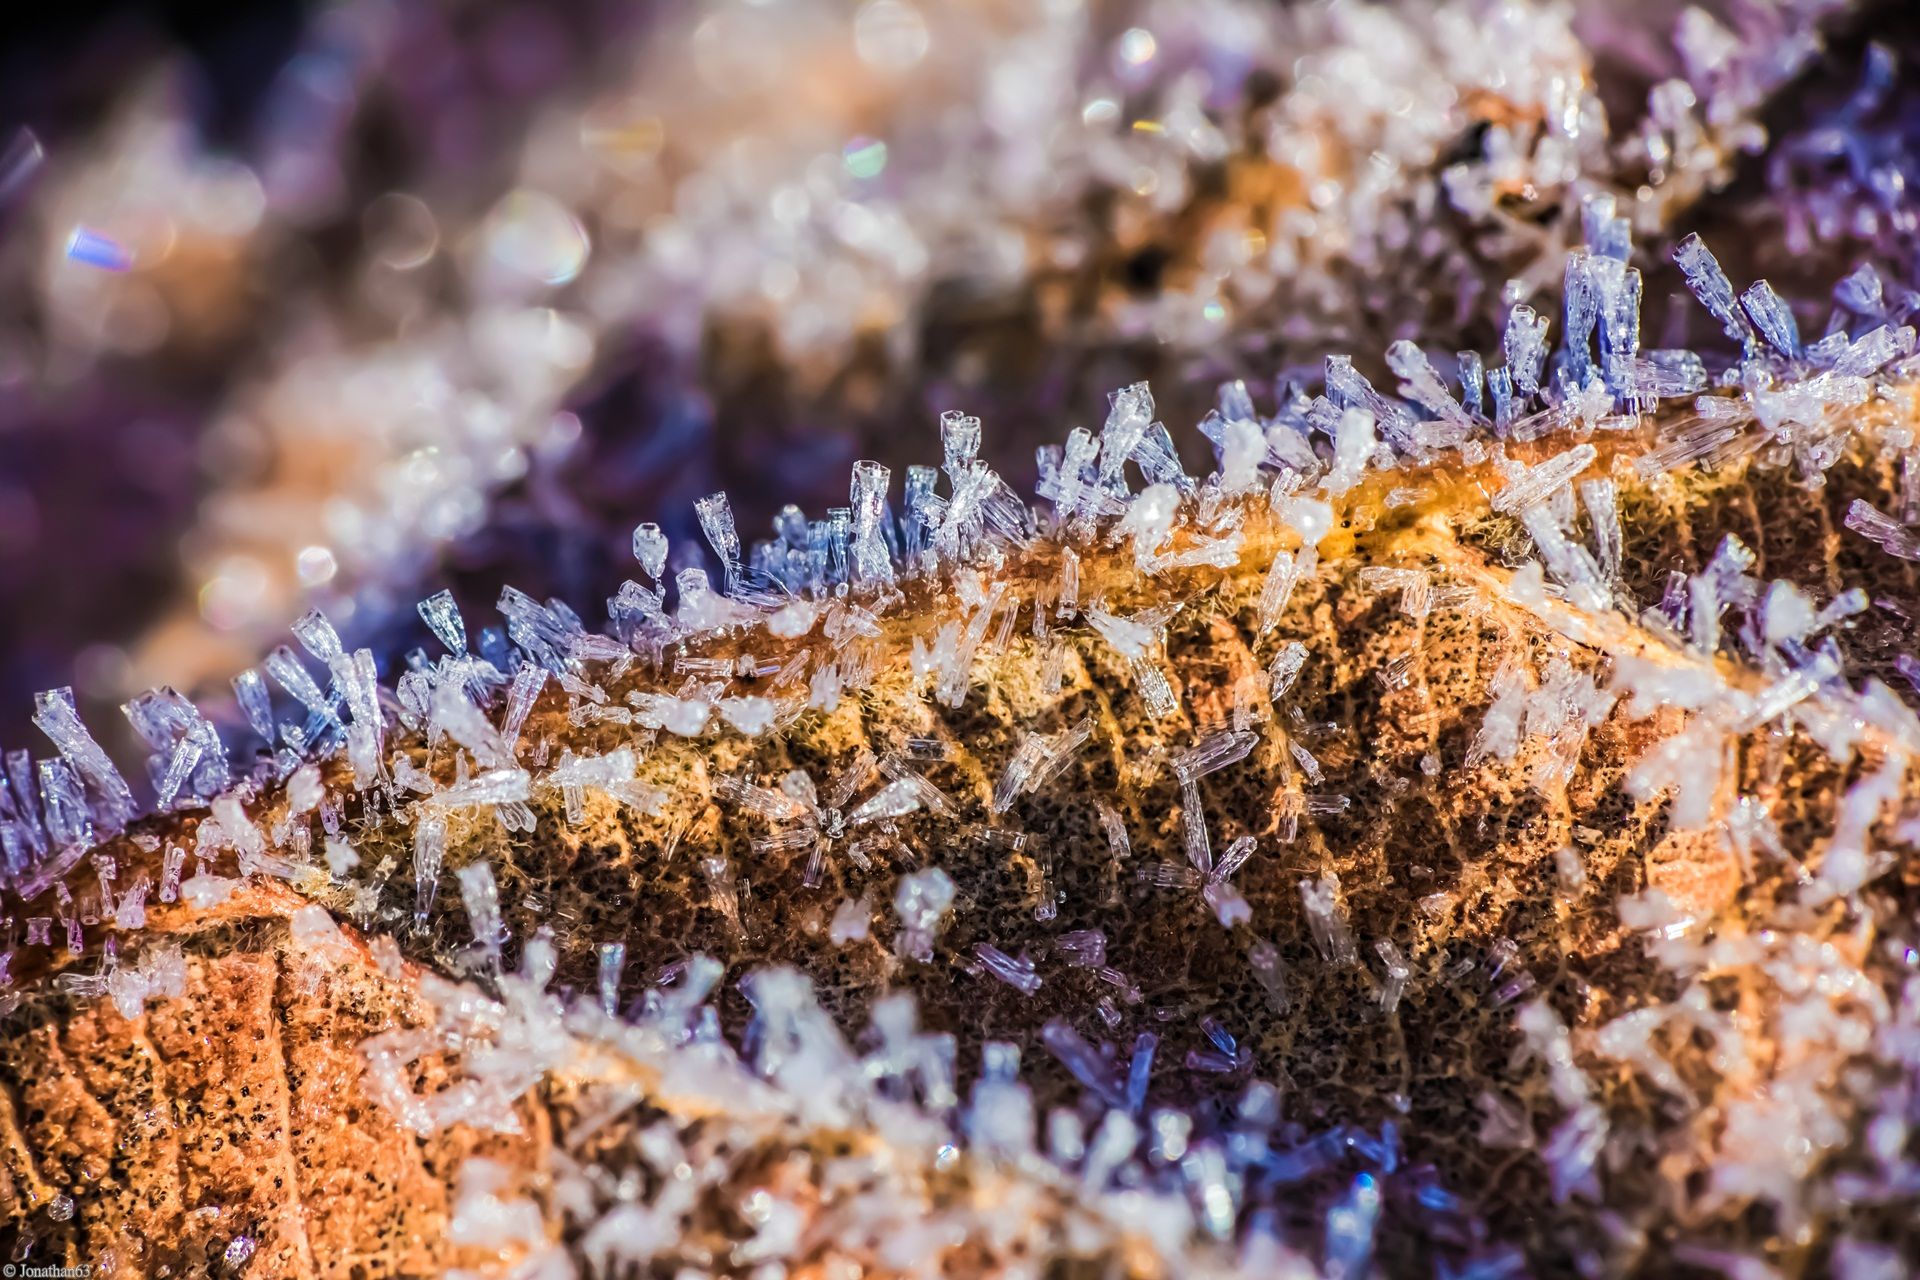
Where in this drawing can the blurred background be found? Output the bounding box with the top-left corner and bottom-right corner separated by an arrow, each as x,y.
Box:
0,0 -> 1906,789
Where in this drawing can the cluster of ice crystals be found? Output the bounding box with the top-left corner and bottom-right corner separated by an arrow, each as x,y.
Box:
14,39 -> 1920,1261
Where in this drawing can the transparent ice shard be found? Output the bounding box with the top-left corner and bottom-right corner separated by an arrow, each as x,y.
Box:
501,664 -> 547,748
292,609 -> 345,665
973,942 -> 1041,995
266,645 -> 337,724
695,491 -> 742,583
1300,872 -> 1357,966
940,409 -> 981,477
1268,641 -> 1309,702
631,522 -> 669,580
1580,477 -> 1622,582
1256,545 -> 1315,637
1374,940 -> 1411,1013
457,860 -> 504,961
1845,499 -> 1920,560
418,589 -> 468,654
1740,280 -> 1800,358
1674,232 -> 1752,349
1387,340 -> 1475,431
1491,444 -> 1598,515
1098,381 -> 1155,491
848,460 -> 896,587
1170,729 -> 1258,785
1502,304 -> 1550,399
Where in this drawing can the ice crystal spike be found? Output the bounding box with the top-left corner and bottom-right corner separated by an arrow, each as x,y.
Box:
457,861 -> 503,961
940,409 -> 981,477
1056,929 -> 1105,968
418,589 -> 467,654
1267,641 -> 1309,703
1213,836 -> 1257,886
1099,381 -> 1155,487
1600,266 -> 1643,385
1179,778 -> 1213,879
848,460 -> 895,587
1563,254 -> 1601,388
901,467 -> 938,566
125,689 -> 229,811
292,609 -> 345,664
695,492 -> 742,585
1300,873 -> 1358,967
1388,340 -> 1475,430
1580,478 -> 1622,582
1675,232 -> 1753,350
1834,324 -> 1915,378
599,936 -> 629,1013
498,585 -> 580,672
265,645 -> 336,723
1374,940 -> 1411,1014
974,943 -> 1041,995
1456,349 -> 1487,419
1324,357 -> 1410,450
1252,547 -> 1300,638
1503,304 -> 1550,400
1172,729 -> 1258,785
1845,500 -> 1920,561
1041,1020 -> 1120,1108
1836,263 -> 1885,318
1740,280 -> 1801,358
1581,191 -> 1631,262
37,757 -> 92,854
3,750 -> 46,854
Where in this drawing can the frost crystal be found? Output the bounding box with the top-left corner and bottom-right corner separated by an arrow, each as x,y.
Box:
630,522 -> 668,580
1267,641 -> 1309,702
1502,304 -> 1550,400
1675,233 -> 1753,350
848,460 -> 896,587
1300,873 -> 1357,967
893,867 -> 955,962
216,652 -> 274,760
1171,729 -> 1258,785
1740,280 -> 1800,358
695,492 -> 742,583
418,589 -> 467,654
1256,547 -> 1315,637
501,663 -> 547,748
1387,340 -> 1475,430
1845,500 -> 1920,561
1579,477 -> 1622,582
266,645 -> 336,723
1491,444 -> 1597,515
1374,940 -> 1411,1014
973,943 -> 1041,995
